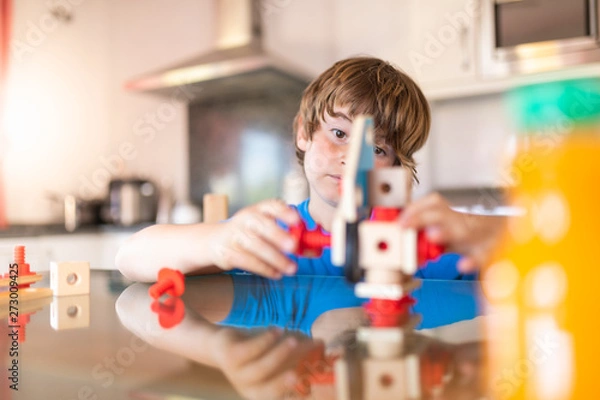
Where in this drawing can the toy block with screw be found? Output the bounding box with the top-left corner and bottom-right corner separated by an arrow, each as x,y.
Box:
0,246 -> 52,304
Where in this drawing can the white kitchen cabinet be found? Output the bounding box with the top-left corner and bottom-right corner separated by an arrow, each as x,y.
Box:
406,0 -> 479,90
332,0 -> 414,69
42,232 -> 132,270
41,233 -> 105,271
0,231 -> 132,273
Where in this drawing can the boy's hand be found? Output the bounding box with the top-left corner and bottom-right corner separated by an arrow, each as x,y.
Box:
399,193 -> 506,273
210,199 -> 301,279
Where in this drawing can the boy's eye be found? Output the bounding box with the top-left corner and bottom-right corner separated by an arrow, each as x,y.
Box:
374,146 -> 386,156
332,129 -> 346,139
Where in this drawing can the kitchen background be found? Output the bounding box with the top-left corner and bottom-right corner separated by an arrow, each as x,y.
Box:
1,0 -> 596,266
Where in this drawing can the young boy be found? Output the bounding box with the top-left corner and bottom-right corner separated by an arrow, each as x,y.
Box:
116,57 -> 503,282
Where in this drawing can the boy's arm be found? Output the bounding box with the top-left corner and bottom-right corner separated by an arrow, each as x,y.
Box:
115,222 -> 225,282
115,199 -> 301,282
400,193 -> 507,273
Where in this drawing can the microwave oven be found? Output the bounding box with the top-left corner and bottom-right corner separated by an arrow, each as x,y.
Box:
480,0 -> 600,77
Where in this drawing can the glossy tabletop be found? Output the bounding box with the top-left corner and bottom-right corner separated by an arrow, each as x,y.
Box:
1,271 -> 486,400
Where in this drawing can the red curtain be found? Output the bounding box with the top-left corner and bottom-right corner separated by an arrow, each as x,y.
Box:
0,0 -> 12,229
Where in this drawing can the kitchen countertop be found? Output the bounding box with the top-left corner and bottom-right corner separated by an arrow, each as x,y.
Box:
0,223 -> 151,238
1,270 -> 487,399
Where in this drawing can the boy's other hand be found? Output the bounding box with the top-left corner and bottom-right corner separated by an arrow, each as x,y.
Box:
209,199 -> 301,279
399,193 -> 506,273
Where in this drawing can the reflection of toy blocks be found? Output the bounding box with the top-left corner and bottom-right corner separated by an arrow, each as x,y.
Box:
359,320 -> 422,399
50,262 -> 90,296
335,318 -> 423,400
362,357 -> 406,398
357,316 -> 420,349
368,168 -> 412,207
361,356 -> 422,399
364,297 -> 416,327
0,290 -> 52,318
50,295 -> 90,330
358,222 -> 417,274
151,297 -> 185,329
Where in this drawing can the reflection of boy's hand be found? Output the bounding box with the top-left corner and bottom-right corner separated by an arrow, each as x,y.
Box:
210,199 -> 300,279
400,193 -> 505,272
210,327 -> 315,400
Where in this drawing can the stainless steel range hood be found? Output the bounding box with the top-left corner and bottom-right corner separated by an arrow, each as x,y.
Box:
125,0 -> 312,101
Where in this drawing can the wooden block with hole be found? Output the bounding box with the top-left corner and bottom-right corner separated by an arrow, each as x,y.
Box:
367,167 -> 412,207
51,294 -> 90,330
202,193 -> 229,223
50,261 -> 90,296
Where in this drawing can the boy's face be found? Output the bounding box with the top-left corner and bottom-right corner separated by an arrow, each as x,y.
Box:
297,106 -> 397,208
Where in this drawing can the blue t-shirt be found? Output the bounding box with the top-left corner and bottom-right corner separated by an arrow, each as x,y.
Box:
288,199 -> 477,280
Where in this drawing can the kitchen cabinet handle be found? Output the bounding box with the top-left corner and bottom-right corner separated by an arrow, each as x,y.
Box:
495,0 -> 524,4
461,25 -> 470,71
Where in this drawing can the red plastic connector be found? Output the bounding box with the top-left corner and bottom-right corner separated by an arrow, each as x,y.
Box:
370,206 -> 402,221
364,296 -> 415,327
150,297 -> 185,329
2,245 -> 36,288
421,343 -> 452,393
148,268 -> 185,299
289,220 -> 331,258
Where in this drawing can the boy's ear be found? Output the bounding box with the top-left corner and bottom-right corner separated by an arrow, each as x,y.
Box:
296,115 -> 309,151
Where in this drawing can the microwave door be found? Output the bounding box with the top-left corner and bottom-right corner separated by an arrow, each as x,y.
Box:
496,0 -> 592,48
480,0 -> 600,77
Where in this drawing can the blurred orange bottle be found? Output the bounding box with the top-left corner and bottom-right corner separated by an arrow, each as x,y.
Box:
482,79 -> 600,399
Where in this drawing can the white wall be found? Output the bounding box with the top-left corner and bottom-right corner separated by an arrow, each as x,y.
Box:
429,94 -> 515,189
3,0 -> 212,224
105,0 -> 213,206
4,0 -> 112,223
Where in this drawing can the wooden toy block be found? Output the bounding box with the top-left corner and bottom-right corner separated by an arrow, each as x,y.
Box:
358,222 -> 403,270
355,279 -> 421,300
50,262 -> 90,296
202,193 -> 228,223
358,221 -> 417,274
50,294 -> 90,330
0,273 -> 43,288
367,167 -> 412,207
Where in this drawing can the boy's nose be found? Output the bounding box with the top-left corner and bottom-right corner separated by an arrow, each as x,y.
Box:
339,149 -> 346,165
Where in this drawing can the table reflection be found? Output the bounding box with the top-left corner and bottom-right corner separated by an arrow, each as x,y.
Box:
116,274 -> 485,400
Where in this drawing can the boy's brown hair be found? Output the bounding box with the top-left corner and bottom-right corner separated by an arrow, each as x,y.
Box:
294,56 -> 430,182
